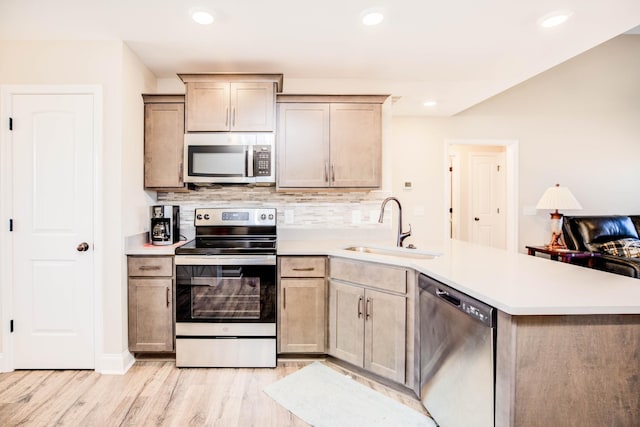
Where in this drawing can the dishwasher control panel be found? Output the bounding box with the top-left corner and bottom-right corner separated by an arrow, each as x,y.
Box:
462,302 -> 490,323
420,273 -> 496,328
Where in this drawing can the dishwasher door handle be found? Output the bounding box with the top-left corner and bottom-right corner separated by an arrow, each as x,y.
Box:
436,288 -> 461,307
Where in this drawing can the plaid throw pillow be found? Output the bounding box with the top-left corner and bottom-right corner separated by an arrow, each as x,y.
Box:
598,238 -> 640,258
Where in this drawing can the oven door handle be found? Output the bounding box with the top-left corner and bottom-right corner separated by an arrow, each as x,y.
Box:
175,255 -> 276,266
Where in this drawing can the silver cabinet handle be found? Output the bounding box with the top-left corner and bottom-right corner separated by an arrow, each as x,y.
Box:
283,288 -> 286,310
331,164 -> 335,182
324,163 -> 329,183
166,287 -> 170,308
357,295 -> 363,318
232,107 -> 236,127
292,267 -> 314,272
365,297 -> 371,320
139,265 -> 161,271
225,106 -> 229,127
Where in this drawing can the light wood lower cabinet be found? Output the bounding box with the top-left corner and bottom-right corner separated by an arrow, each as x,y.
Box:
127,256 -> 174,352
278,257 -> 327,353
328,257 -> 409,384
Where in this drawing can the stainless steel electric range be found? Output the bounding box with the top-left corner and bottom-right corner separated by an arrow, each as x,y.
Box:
174,207 -> 277,368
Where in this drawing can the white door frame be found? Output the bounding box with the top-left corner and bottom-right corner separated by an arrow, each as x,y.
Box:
0,85 -> 103,372
444,139 -> 519,252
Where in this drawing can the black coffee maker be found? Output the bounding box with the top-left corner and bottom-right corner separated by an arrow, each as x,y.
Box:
150,205 -> 180,246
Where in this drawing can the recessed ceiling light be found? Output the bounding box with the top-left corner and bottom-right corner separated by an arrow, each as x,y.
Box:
192,10 -> 214,25
361,11 -> 384,26
423,100 -> 437,107
538,10 -> 573,28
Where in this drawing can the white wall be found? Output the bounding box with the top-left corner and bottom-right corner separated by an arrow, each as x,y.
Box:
119,45 -> 158,355
391,34 -> 640,251
0,40 -> 156,370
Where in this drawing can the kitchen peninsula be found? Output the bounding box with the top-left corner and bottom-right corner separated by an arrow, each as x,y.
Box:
278,237 -> 640,427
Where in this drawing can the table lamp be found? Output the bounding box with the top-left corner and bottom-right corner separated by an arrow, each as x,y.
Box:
536,183 -> 582,249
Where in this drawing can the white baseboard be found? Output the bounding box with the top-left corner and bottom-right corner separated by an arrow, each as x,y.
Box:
97,351 -> 135,375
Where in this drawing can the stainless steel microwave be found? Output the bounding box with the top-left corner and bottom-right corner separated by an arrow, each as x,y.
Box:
183,133 -> 275,184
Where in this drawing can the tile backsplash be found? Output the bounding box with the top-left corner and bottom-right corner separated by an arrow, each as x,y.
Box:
157,186 -> 393,240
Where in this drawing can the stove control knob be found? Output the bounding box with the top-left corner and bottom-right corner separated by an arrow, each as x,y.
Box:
204,214 -> 210,220
260,213 -> 267,220
268,214 -> 274,220
196,214 -> 203,220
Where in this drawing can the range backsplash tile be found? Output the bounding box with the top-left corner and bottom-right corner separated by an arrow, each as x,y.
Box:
157,186 -> 393,239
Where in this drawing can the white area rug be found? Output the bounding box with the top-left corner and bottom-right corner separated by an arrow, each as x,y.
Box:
263,362 -> 436,427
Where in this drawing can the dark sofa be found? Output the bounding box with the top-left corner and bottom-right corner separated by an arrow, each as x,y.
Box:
562,215 -> 640,278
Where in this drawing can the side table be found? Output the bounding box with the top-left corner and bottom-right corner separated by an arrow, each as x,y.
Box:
526,245 -> 601,268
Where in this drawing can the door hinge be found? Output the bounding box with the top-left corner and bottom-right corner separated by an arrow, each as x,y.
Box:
9,117 -> 13,131
10,320 -> 13,333
497,208 -> 500,214
449,166 -> 453,172
449,207 -> 453,214
9,218 -> 13,232
497,165 -> 501,172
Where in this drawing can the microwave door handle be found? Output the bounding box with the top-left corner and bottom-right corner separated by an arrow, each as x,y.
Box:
247,146 -> 254,177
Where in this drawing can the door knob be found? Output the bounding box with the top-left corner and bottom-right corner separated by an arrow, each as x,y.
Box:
474,217 -> 480,221
77,242 -> 90,252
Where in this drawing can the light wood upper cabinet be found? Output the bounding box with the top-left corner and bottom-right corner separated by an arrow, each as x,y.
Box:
179,74 -> 283,132
277,103 -> 330,187
143,94 -> 185,190
330,103 -> 382,187
276,95 -> 387,189
184,82 -> 230,131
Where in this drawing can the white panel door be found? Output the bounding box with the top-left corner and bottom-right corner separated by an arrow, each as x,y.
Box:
470,153 -> 506,249
11,93 -> 95,369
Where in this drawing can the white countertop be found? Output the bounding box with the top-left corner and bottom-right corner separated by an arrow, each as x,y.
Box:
278,238 -> 640,316
125,232 -> 187,255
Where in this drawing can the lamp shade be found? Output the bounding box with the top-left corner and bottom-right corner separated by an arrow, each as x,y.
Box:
536,184 -> 582,211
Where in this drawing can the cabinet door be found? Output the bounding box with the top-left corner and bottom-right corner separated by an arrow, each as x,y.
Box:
230,82 -> 275,131
330,103 -> 381,187
185,82 -> 230,131
328,280 -> 364,366
280,278 -> 326,353
128,278 -> 173,352
364,289 -> 406,383
277,103 -> 330,187
144,101 -> 185,189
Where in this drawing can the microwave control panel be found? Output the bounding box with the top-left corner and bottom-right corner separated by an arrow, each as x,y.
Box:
254,146 -> 272,176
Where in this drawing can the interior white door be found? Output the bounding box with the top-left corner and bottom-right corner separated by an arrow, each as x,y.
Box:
11,93 -> 95,369
470,153 -> 506,249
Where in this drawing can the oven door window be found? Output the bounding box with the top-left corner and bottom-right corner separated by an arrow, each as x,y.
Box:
176,264 -> 275,323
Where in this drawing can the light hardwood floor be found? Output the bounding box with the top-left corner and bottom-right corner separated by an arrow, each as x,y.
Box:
0,359 -> 429,426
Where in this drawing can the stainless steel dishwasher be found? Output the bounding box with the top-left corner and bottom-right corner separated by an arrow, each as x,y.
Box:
419,273 -> 496,427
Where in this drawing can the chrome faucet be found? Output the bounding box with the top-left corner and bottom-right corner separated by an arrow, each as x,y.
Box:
378,197 -> 412,247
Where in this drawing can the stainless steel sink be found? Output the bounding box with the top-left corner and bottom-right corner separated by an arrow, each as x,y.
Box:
343,245 -> 441,259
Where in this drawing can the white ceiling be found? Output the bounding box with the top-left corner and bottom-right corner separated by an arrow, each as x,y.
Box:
1,0 -> 639,116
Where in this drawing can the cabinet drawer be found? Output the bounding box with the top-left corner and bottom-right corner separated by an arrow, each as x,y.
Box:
280,257 -> 326,277
329,257 -> 407,294
128,256 -> 173,277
